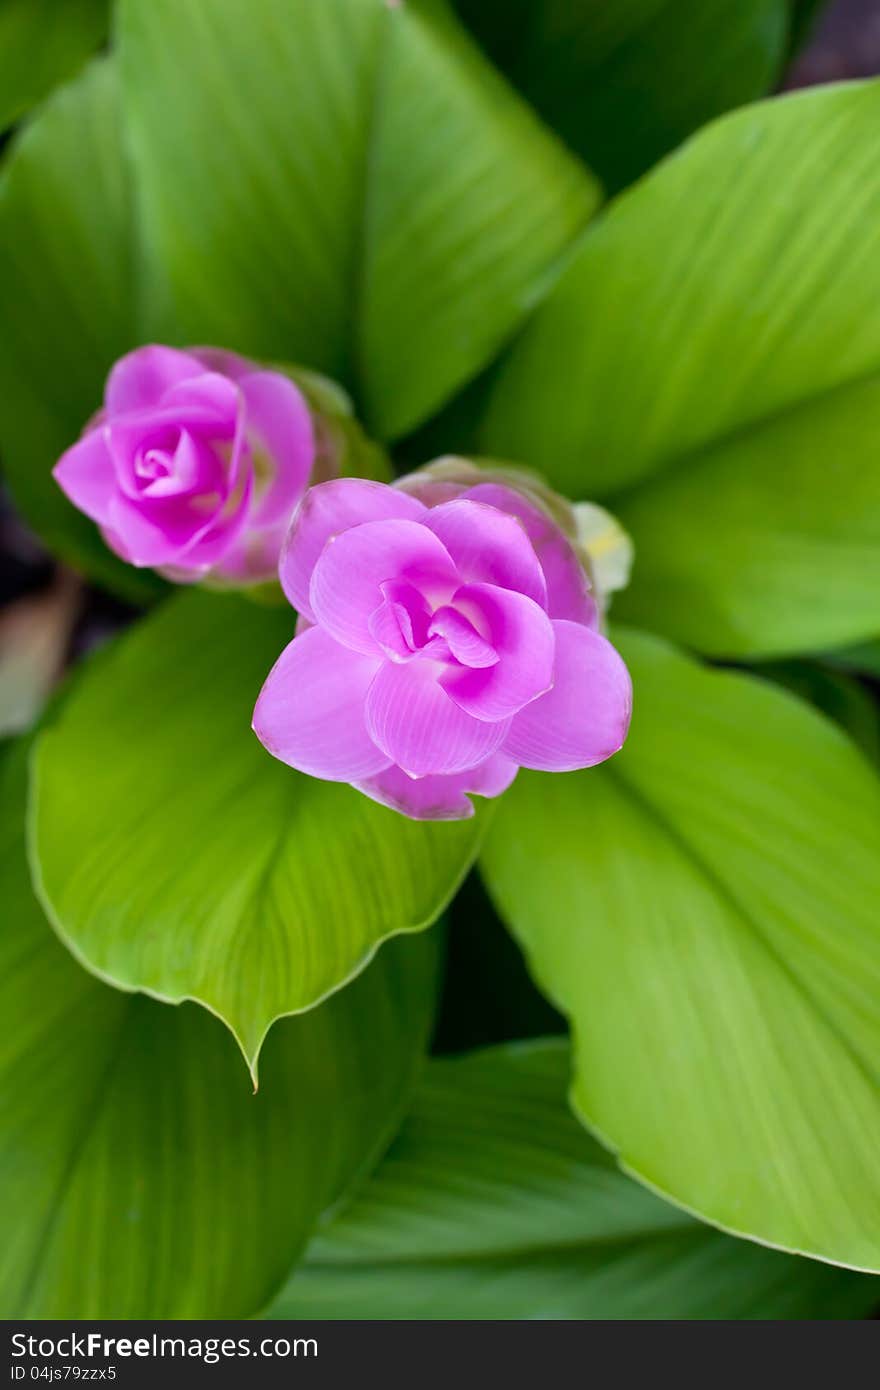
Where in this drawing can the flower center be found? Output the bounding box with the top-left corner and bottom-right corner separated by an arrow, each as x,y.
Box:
368,579 -> 499,669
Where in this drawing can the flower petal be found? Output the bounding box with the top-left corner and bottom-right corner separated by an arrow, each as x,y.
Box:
466,482 -> 597,627
429,606 -> 498,669
365,658 -> 510,777
424,499 -> 546,608
280,479 -> 426,620
53,428 -> 116,524
253,627 -> 389,780
104,345 -> 204,414
441,583 -> 555,721
504,620 -> 632,772
239,371 -> 315,527
310,518 -> 458,656
355,752 -> 518,821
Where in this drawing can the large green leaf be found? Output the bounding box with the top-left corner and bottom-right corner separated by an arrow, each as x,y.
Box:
0,0 -> 108,133
481,82 -> 880,657
0,61 -> 162,603
824,640 -> 880,680
119,0 -> 597,441
481,628 -> 880,1272
0,740 -> 439,1318
30,590 -> 484,1079
759,660 -> 879,767
455,0 -> 789,193
268,1042 -> 879,1319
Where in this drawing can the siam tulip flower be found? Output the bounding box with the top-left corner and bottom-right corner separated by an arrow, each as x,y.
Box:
253,469 -> 632,821
53,344 -> 317,583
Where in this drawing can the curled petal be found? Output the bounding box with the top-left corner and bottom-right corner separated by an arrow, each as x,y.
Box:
105,345 -> 204,414
365,658 -> 510,777
104,464 -> 253,569
310,518 -> 458,656
424,499 -> 547,608
504,620 -> 632,772
441,583 -> 555,721
53,429 -> 117,525
239,371 -> 315,527
280,479 -> 426,620
355,753 -> 518,821
253,627 -> 389,781
429,606 -> 498,669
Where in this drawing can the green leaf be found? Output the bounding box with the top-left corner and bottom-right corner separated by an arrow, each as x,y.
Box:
0,60 -> 162,603
481,628 -> 880,1273
433,872 -> 564,1054
788,0 -> 828,54
0,0 -> 108,132
823,640 -> 880,680
268,1041 -> 879,1319
455,0 -> 788,193
481,82 -> 880,657
0,738 -> 439,1318
30,590 -> 485,1078
118,0 -> 597,441
759,661 -> 880,767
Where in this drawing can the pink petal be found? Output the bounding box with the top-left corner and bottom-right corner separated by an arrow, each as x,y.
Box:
280,479 -> 426,621
365,658 -> 510,777
467,483 -> 597,627
441,583 -> 555,721
105,345 -> 204,414
468,753 -> 519,798
310,518 -> 458,657
428,606 -> 498,668
355,753 -> 518,821
239,371 -> 315,527
253,627 -> 389,781
160,371 -> 242,425
53,428 -> 116,524
424,499 -> 547,609
504,620 -> 632,772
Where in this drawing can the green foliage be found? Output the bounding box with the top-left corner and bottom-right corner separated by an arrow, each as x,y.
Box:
0,62 -> 162,601
0,741 -> 440,1317
270,1042 -> 879,1319
482,81 -> 880,656
2,0 -> 879,1323
482,630 -> 880,1272
455,0 -> 789,192
118,0 -> 597,441
0,0 -> 108,132
31,590 -> 484,1077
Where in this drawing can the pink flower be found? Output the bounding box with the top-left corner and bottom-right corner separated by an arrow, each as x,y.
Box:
253,475 -> 632,820
54,345 -> 316,582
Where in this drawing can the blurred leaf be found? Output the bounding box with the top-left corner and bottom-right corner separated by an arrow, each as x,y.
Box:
0,739 -> 439,1318
758,660 -> 879,766
118,0 -> 597,442
823,640 -> 880,680
788,0 -> 828,54
0,0 -> 108,133
455,0 -> 788,193
269,1041 -> 879,1319
0,61 -> 163,602
30,590 -> 484,1078
481,628 -> 880,1272
482,82 -> 880,657
432,872 -> 564,1054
